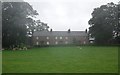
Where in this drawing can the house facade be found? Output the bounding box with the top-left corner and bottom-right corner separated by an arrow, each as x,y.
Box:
33,30 -> 89,46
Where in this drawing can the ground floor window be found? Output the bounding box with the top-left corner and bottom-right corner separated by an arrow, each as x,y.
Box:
83,41 -> 86,44
55,41 -> 58,45
90,41 -> 93,43
36,42 -> 39,45
65,41 -> 68,44
47,41 -> 50,45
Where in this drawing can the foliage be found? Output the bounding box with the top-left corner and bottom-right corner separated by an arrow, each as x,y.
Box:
27,19 -> 49,37
2,2 -> 38,48
88,2 -> 119,44
2,2 -> 49,48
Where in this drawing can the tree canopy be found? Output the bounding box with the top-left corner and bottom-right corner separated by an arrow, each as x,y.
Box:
2,2 -> 49,48
88,2 -> 119,44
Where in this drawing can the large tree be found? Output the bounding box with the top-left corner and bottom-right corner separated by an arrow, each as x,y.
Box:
88,2 -> 119,44
26,19 -> 49,37
2,2 -> 39,48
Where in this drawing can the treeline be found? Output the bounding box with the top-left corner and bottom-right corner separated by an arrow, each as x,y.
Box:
2,1 -> 120,49
2,2 -> 49,49
88,2 -> 120,45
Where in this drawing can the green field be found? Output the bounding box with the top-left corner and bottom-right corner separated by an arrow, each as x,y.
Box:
2,46 -> 118,73
0,51 -> 2,74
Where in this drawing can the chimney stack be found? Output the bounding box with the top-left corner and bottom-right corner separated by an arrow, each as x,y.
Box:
68,29 -> 71,33
50,29 -> 52,32
85,29 -> 87,33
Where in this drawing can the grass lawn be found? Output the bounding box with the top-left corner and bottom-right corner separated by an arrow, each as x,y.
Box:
2,46 -> 118,73
0,51 -> 2,74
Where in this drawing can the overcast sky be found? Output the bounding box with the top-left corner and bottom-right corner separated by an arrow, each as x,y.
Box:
24,0 -> 118,31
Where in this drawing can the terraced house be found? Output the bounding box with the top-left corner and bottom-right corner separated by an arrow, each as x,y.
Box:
33,30 -> 89,46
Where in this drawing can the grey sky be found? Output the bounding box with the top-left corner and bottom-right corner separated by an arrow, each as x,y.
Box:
24,0 -> 118,31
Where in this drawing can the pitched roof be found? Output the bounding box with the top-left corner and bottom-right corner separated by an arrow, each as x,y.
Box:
33,31 -> 88,36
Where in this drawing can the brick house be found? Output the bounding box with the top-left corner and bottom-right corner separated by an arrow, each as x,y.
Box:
33,30 -> 89,46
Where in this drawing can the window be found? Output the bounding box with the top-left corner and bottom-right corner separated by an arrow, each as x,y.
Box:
55,37 -> 58,39
36,42 -> 39,45
65,41 -> 68,44
65,37 -> 68,39
47,42 -> 49,45
90,41 -> 93,43
46,37 -> 49,39
60,37 -> 62,39
55,41 -> 58,44
36,37 -> 39,40
83,41 -> 86,44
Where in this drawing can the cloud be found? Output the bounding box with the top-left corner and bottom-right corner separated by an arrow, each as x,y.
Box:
24,0 -> 118,31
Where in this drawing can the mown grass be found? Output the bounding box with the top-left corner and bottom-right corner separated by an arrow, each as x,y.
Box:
2,46 -> 118,73
0,51 -> 2,74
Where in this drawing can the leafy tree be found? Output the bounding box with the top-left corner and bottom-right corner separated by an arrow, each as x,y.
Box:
2,2 -> 50,48
27,19 -> 49,37
26,19 -> 49,46
88,2 -> 119,44
0,2 -> 1,50
116,2 -> 120,44
2,2 -> 38,48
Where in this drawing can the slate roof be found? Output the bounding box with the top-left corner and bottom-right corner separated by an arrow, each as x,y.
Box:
33,31 -> 88,37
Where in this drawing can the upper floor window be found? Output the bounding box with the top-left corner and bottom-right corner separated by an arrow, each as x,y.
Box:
65,37 -> 68,39
55,37 -> 58,39
60,37 -> 62,39
46,37 -> 49,39
36,37 -> 39,40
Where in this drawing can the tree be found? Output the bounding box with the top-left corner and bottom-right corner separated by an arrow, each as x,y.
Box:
2,2 -> 50,48
2,2 -> 38,48
26,19 -> 49,46
116,2 -> 120,44
27,19 -> 49,37
88,2 -> 119,44
0,2 -> 1,50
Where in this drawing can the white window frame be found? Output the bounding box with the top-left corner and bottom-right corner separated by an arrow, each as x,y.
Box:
46,37 -> 49,39
55,41 -> 58,45
55,37 -> 58,39
83,41 -> 86,44
90,41 -> 93,43
65,37 -> 68,39
47,41 -> 50,45
65,41 -> 68,44
36,37 -> 39,40
60,37 -> 62,39
36,42 -> 39,45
